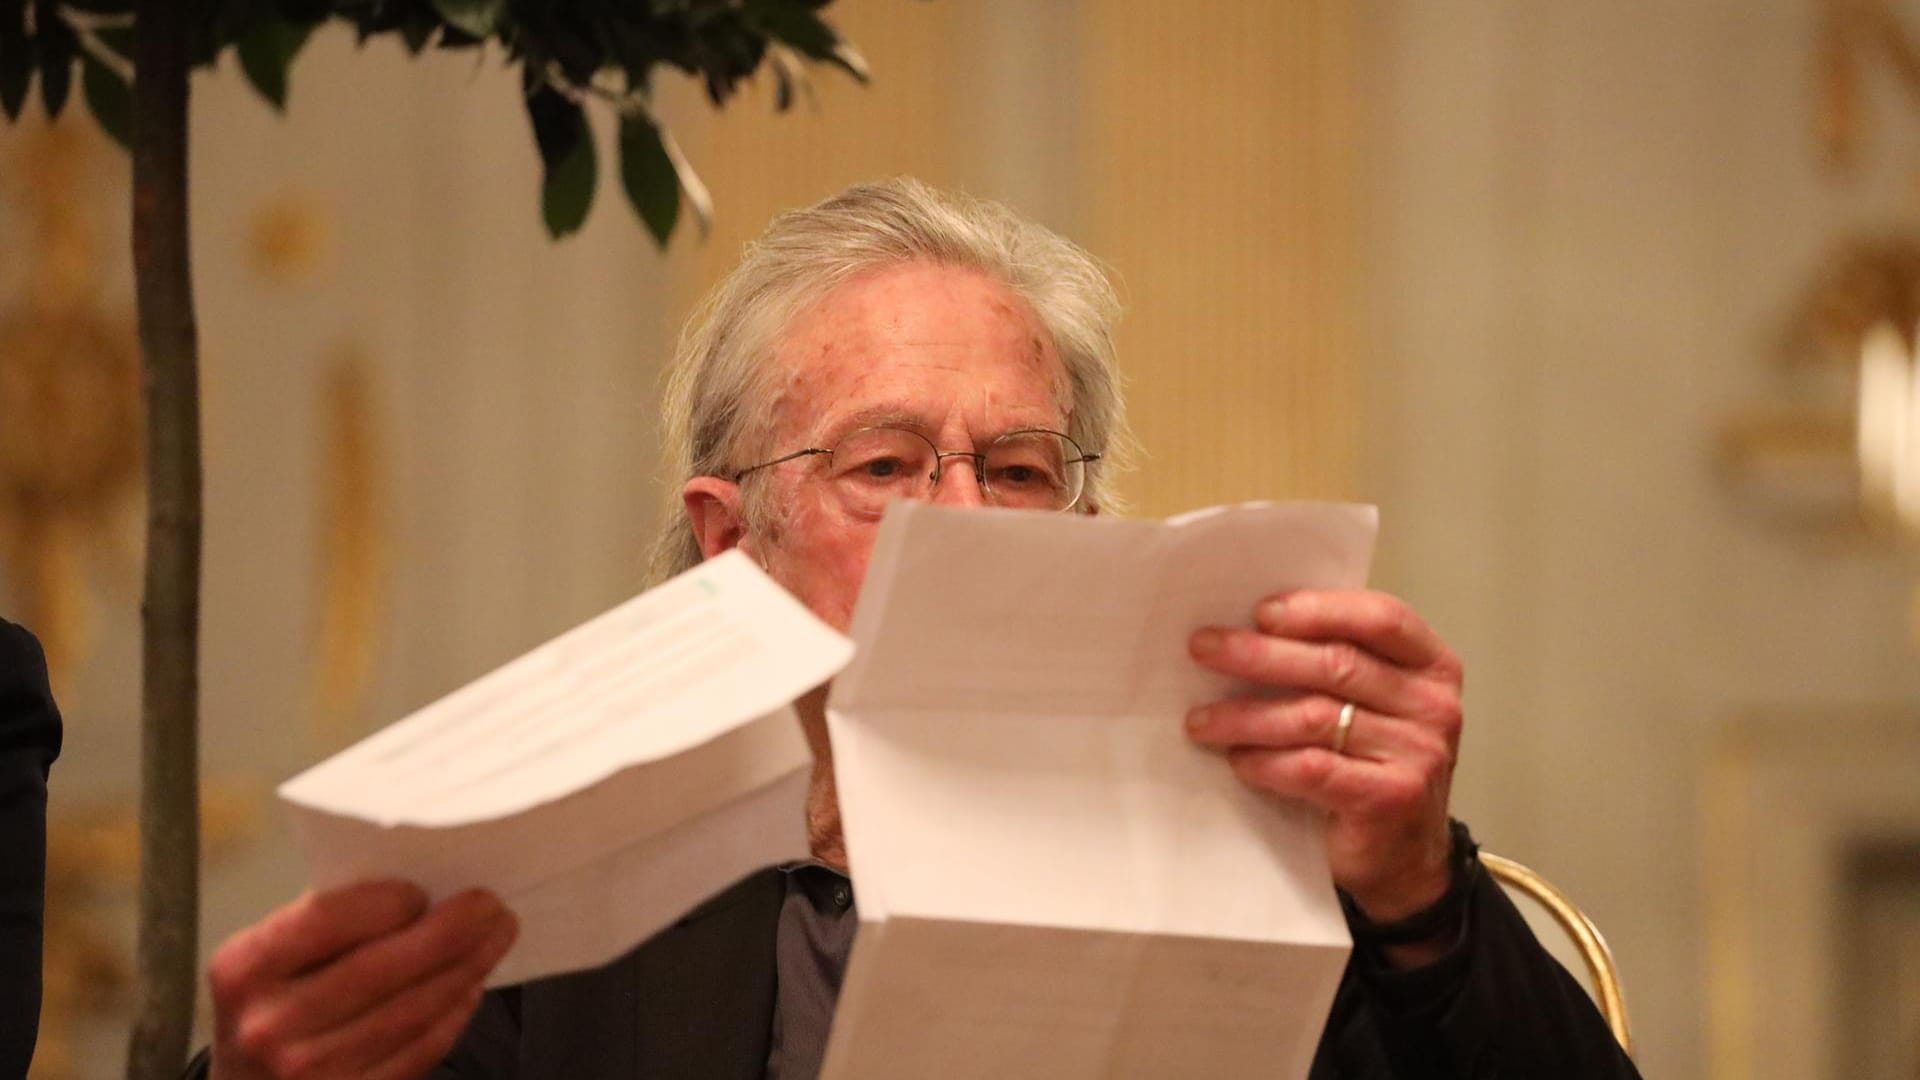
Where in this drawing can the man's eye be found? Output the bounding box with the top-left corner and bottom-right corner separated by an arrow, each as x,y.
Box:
992,464 -> 1056,488
846,456 -> 913,482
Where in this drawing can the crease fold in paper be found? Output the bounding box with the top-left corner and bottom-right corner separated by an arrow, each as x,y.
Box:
824,500 -> 1377,1079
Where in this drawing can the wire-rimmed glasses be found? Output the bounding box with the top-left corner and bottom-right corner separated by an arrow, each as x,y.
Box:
732,425 -> 1100,514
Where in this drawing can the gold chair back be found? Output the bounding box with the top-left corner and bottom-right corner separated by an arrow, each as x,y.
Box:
1480,851 -> 1633,1057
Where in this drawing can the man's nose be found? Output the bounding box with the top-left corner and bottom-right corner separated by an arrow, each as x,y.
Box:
930,454 -> 988,508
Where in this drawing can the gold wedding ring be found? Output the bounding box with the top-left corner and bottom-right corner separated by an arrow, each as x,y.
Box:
1332,701 -> 1356,755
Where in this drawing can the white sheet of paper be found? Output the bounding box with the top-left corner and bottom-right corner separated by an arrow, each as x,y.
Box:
277,549 -> 852,986
823,500 -> 1378,1079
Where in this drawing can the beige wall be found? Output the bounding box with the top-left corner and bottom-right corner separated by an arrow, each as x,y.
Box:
1081,0 -> 1364,513
1366,2 -> 1920,1076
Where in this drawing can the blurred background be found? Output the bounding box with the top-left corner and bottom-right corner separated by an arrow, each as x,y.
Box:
4,0 -> 1920,1076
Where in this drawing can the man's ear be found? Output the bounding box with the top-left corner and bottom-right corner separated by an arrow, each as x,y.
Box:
683,477 -> 750,560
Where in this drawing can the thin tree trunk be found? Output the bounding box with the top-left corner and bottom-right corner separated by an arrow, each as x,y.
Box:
125,0 -> 201,1075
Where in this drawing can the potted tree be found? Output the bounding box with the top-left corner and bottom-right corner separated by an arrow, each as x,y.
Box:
0,3 -> 870,1073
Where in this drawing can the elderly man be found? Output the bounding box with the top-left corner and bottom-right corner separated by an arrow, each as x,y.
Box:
195,180 -> 1639,1080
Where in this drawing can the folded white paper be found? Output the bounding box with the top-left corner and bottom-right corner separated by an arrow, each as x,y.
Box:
278,549 -> 853,986
822,500 -> 1379,1080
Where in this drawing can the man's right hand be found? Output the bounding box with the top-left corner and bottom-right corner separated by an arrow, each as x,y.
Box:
207,881 -> 518,1080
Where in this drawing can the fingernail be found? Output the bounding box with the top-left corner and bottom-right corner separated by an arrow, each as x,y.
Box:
1185,706 -> 1210,730
1192,629 -> 1225,657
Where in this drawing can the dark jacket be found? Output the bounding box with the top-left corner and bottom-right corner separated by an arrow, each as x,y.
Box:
431,857 -> 1641,1080
0,618 -> 62,1078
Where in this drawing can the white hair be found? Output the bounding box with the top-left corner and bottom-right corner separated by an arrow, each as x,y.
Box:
648,177 -> 1134,583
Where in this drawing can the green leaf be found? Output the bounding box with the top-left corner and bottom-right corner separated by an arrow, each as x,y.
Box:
429,0 -> 504,40
400,11 -> 438,54
0,9 -> 28,121
524,85 -> 578,167
80,55 -> 129,147
38,36 -> 72,117
745,2 -> 867,83
618,115 -> 679,249
526,89 -> 597,239
541,121 -> 596,238
749,3 -> 835,56
236,18 -> 315,111
96,26 -> 135,62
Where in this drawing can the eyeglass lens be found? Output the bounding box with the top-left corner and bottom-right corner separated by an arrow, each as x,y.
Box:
823,427 -> 1085,512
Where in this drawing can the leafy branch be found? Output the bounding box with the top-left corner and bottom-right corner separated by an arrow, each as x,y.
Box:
1,0 -> 869,244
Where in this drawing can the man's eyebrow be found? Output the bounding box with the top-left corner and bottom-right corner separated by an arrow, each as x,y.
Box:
811,405 -> 1074,445
813,407 -> 932,442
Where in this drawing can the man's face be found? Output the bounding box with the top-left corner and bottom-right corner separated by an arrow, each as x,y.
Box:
684,261 -> 1072,631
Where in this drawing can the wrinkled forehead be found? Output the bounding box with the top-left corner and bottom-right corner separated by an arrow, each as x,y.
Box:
759,264 -> 1074,443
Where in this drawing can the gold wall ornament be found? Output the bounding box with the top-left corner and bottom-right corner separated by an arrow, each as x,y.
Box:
311,348 -> 389,748
0,118 -> 141,687
33,810 -> 135,1080
1783,7 -> 1920,646
11,124 -> 103,310
1855,321 -> 1920,532
247,192 -> 336,288
1815,0 -> 1920,175
0,305 -> 141,680
1712,406 -> 1861,529
1717,234 -> 1920,649
1716,234 -> 1920,540
31,783 -> 260,1080
1704,710 -> 1920,1080
1818,0 -> 1869,174
1782,234 -> 1920,363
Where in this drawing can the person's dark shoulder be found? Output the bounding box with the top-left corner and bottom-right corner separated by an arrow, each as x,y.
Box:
0,618 -> 61,771
0,619 -> 59,1080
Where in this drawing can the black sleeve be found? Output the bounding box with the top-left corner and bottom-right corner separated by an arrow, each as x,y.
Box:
176,988 -> 522,1080
1310,833 -> 1642,1078
431,986 -> 522,1079
0,618 -> 62,1079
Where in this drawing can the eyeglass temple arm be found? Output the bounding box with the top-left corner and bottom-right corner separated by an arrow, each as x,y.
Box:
731,447 -> 830,481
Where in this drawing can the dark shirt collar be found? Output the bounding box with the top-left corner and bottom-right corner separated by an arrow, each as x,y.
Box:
776,859 -> 854,916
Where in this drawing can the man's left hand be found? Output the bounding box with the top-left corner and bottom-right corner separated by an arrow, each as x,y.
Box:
1184,589 -> 1462,925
